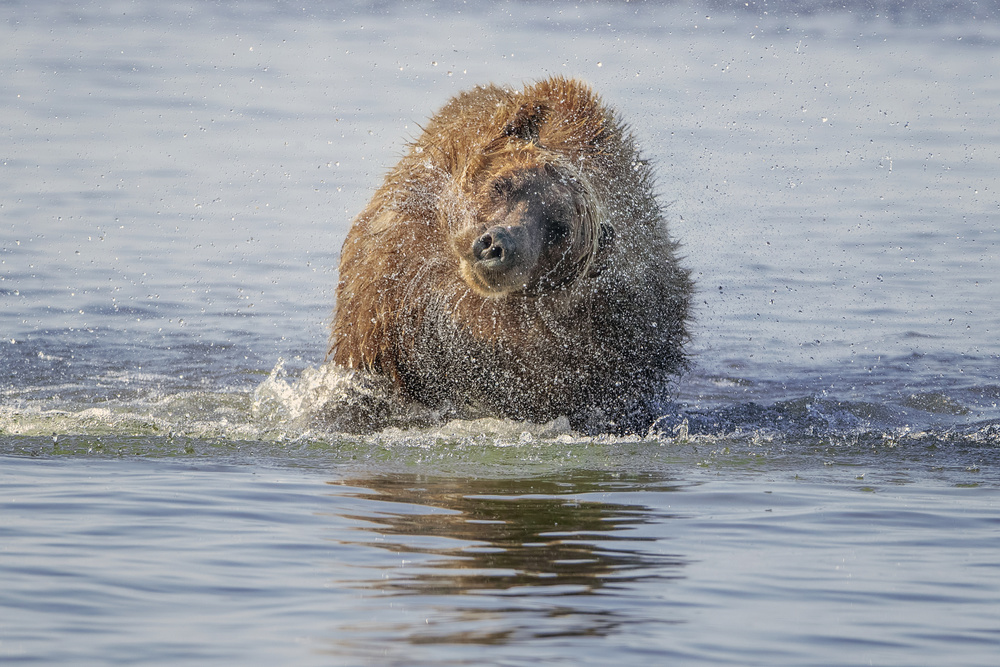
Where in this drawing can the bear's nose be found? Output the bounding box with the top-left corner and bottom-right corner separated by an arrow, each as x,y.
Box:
473,226 -> 513,263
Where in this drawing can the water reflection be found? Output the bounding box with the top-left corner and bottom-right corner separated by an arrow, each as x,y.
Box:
322,473 -> 688,650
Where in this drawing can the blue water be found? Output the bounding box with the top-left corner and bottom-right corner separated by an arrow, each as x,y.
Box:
3,1 -> 1000,665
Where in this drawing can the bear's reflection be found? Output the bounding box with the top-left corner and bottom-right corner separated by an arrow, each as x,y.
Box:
324,473 -> 687,646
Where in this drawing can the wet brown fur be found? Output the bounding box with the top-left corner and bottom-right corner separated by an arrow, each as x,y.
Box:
329,77 -> 692,433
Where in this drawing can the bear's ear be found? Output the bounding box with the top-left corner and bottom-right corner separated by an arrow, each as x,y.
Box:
502,102 -> 550,143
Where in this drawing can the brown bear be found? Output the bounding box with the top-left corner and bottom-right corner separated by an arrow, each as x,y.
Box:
329,76 -> 692,434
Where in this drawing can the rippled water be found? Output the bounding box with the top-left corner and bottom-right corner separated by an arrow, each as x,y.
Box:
3,1 -> 1000,665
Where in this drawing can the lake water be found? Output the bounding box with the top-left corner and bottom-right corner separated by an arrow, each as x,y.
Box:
2,1 -> 999,665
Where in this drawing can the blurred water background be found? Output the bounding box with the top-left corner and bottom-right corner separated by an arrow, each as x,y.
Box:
2,1 -> 999,665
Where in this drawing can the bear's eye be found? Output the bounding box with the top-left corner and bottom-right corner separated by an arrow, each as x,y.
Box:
492,177 -> 515,198
541,211 -> 572,245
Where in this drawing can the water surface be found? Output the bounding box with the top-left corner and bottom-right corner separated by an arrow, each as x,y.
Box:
2,1 -> 999,665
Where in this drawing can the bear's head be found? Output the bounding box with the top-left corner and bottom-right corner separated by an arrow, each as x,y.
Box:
448,142 -> 611,298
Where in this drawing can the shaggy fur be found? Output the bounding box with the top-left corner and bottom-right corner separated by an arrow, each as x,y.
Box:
329,76 -> 692,434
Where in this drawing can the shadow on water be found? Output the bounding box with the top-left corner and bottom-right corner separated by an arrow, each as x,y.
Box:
318,472 -> 688,652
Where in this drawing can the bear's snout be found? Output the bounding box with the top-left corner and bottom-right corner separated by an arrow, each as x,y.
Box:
455,218 -> 540,297
473,226 -> 515,265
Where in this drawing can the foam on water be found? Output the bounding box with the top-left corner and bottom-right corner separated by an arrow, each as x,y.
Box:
2,356 -> 998,488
